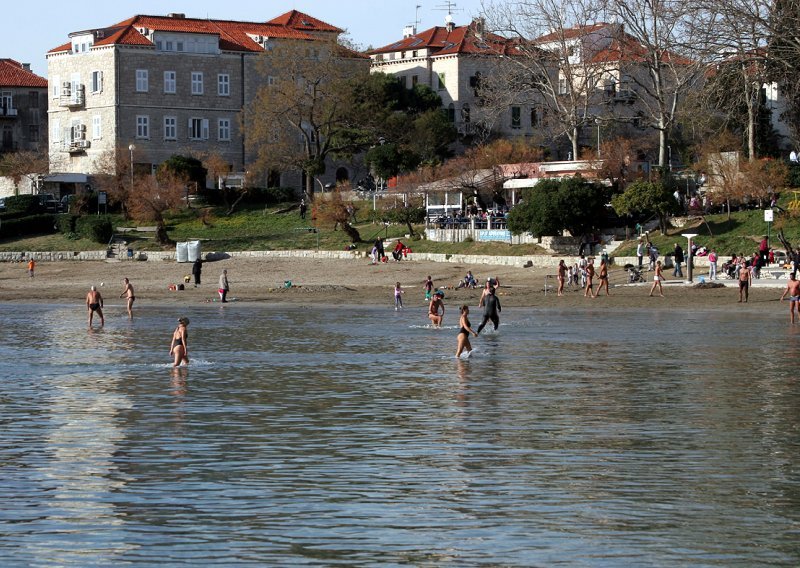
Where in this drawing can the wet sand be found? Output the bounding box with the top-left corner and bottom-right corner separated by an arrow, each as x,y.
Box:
0,256 -> 788,315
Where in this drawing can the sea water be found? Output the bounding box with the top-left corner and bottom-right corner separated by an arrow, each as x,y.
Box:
0,303 -> 799,566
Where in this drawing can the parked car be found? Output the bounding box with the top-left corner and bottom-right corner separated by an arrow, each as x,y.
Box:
59,194 -> 75,213
38,193 -> 59,212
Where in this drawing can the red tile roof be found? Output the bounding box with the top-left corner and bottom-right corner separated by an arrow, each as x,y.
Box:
48,11 -> 343,54
0,59 -> 47,88
588,35 -> 694,66
535,23 -> 612,44
370,20 -> 519,57
265,10 -> 343,34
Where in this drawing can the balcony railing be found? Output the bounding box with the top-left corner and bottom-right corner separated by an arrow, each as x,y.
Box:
58,85 -> 86,108
65,139 -> 91,153
0,107 -> 18,117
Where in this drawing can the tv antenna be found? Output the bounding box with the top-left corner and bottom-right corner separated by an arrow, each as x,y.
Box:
407,4 -> 422,32
434,1 -> 463,21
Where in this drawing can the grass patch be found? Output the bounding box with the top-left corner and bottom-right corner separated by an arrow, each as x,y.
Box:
614,207 -> 800,256
0,233 -> 106,252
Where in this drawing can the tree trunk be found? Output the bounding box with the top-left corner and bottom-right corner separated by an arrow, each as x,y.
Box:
342,222 -> 361,243
156,221 -> 172,246
405,220 -> 416,237
570,126 -> 579,161
726,199 -> 731,221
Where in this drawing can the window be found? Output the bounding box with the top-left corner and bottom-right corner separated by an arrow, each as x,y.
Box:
462,103 -> 471,123
411,75 -> 418,86
218,118 -> 231,141
52,76 -> 60,99
447,103 -> 455,123
136,69 -> 148,92
218,74 -> 230,96
136,115 -> 149,139
51,119 -> 60,144
92,115 -> 102,139
437,72 -> 446,90
164,71 -> 176,94
189,117 -> 209,140
0,92 -> 12,113
511,106 -> 521,129
191,72 -> 203,95
29,91 -> 39,108
530,108 -> 540,128
29,125 -> 39,142
558,77 -> 569,95
91,71 -> 103,93
267,75 -> 276,86
164,116 -> 177,140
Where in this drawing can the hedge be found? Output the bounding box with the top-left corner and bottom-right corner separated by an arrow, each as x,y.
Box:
0,213 -> 56,238
75,215 -> 114,243
1,195 -> 43,220
56,214 -> 78,235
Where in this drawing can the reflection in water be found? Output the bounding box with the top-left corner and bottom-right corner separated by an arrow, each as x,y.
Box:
0,304 -> 798,565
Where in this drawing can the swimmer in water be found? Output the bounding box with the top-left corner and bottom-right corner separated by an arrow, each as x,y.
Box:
456,305 -> 478,358
428,291 -> 445,327
119,277 -> 135,318
170,317 -> 190,367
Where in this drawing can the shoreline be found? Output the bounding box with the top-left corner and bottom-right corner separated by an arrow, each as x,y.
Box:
0,256 -> 790,314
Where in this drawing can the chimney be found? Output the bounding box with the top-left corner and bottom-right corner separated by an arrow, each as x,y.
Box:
403,25 -> 416,39
473,17 -> 485,36
22,63 -> 31,71
168,13 -> 186,19
445,14 -> 455,33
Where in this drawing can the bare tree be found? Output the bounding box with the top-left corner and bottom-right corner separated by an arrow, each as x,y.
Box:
486,0 -> 605,159
0,150 -> 49,195
601,0 -> 704,168
126,169 -> 187,245
244,37 -> 370,199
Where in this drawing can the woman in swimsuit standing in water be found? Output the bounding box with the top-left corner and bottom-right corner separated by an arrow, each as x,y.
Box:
170,317 -> 190,367
456,305 -> 478,358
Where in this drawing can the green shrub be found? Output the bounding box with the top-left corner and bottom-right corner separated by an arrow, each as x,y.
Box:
75,215 -> 114,243
1,195 -> 42,218
0,213 -> 56,238
55,214 -> 78,234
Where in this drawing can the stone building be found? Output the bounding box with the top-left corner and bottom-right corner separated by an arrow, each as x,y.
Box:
0,59 -> 48,155
368,16 -> 535,140
46,10 -> 364,188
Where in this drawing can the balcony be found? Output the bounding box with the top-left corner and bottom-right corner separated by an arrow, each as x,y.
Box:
614,89 -> 636,103
58,85 -> 85,109
0,107 -> 18,118
65,139 -> 91,153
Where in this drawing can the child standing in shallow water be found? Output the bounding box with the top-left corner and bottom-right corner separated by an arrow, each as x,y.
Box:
394,282 -> 404,310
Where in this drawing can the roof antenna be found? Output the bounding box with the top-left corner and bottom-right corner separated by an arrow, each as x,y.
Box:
434,1 -> 462,24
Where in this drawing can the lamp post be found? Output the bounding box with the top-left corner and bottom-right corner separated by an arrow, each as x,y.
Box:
595,118 -> 601,158
682,233 -> 698,282
128,144 -> 136,188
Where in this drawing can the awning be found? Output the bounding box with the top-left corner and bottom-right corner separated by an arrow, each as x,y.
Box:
44,173 -> 89,183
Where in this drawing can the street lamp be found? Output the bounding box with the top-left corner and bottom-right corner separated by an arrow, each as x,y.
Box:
682,233 -> 698,282
595,118 -> 601,158
128,144 -> 136,188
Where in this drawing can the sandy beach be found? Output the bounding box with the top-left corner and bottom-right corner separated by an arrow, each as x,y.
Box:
0,255 -> 790,315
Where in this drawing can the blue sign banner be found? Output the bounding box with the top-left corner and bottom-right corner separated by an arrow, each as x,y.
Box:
478,229 -> 511,242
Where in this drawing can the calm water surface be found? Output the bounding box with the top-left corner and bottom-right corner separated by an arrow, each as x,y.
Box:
0,302 -> 799,566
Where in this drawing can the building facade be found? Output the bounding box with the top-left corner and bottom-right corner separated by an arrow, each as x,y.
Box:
0,59 -> 48,155
46,10 -> 364,187
368,17 -> 537,139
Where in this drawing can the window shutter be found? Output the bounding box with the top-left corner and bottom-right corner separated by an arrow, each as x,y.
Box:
202,119 -> 209,140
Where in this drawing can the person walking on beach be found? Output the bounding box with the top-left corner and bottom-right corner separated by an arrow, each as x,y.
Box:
299,198 -> 307,220
738,260 -> 751,303
557,260 -> 567,296
477,286 -> 501,334
428,291 -> 445,328
169,317 -> 190,367
673,243 -> 684,278
119,277 -> 135,319
456,305 -> 479,358
649,260 -> 665,297
584,259 -> 595,297
708,249 -> 718,280
394,282 -> 404,310
375,237 -> 385,262
780,274 -> 800,323
86,285 -> 104,327
27,258 -> 35,278
192,258 -> 202,287
218,269 -> 230,303
423,275 -> 434,300
594,258 -> 610,297
636,239 -> 645,269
